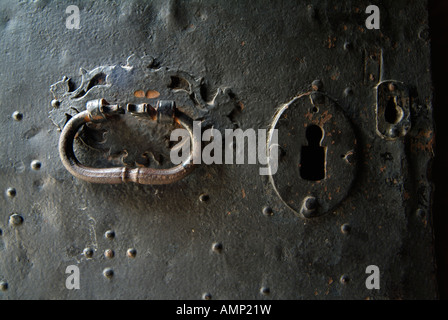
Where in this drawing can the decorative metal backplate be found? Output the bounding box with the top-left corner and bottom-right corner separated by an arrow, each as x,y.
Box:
49,56 -> 239,170
270,91 -> 357,218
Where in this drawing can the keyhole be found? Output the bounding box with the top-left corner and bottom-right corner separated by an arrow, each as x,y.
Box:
384,97 -> 403,124
300,125 -> 326,181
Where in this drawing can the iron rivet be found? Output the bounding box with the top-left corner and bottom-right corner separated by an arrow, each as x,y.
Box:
260,287 -> 270,296
12,111 -> 23,121
305,197 -> 317,211
199,194 -> 209,202
418,27 -> 430,41
9,213 -> 23,226
0,281 -> 8,291
343,151 -> 355,164
104,249 -> 114,259
6,188 -> 16,198
51,99 -> 61,108
340,275 -> 350,284
343,87 -> 353,97
301,196 -> 318,218
104,230 -> 115,239
388,83 -> 396,92
83,248 -> 94,258
311,80 -> 323,91
416,209 -> 426,219
341,223 -> 351,234
127,248 -> 137,258
343,41 -> 353,51
262,206 -> 273,216
212,242 -> 223,253
31,160 -> 41,171
202,293 -> 212,300
103,268 -> 114,279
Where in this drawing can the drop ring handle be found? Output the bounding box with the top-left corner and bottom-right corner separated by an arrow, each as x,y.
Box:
58,99 -> 199,185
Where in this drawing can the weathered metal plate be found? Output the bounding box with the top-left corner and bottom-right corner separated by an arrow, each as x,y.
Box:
269,91 -> 357,218
0,0 -> 437,300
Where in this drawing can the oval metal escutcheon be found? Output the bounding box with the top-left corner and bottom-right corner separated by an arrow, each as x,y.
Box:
269,91 -> 358,218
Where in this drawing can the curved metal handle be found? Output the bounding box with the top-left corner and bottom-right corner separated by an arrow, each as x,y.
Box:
58,99 -> 199,185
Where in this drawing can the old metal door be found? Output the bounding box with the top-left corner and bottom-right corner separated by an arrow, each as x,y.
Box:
0,0 -> 437,300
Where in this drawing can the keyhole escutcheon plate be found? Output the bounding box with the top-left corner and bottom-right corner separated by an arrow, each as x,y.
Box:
269,91 -> 358,218
376,80 -> 411,140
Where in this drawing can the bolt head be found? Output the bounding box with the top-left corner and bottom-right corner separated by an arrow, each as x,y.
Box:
202,293 -> 212,300
340,275 -> 350,284
9,214 -> 23,226
31,160 -> 41,171
212,242 -> 223,253
260,287 -> 270,296
343,41 -> 353,51
103,268 -> 114,279
262,206 -> 273,216
104,230 -> 115,239
127,248 -> 137,258
51,99 -> 61,108
12,111 -> 23,121
305,197 -> 317,210
83,248 -> 94,258
301,197 -> 319,218
104,249 -> 114,259
0,281 -> 8,291
343,87 -> 353,97
6,188 -> 16,198
344,151 -> 355,164
341,223 -> 351,234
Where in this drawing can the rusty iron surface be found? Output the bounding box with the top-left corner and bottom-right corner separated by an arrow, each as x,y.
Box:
0,0 -> 438,299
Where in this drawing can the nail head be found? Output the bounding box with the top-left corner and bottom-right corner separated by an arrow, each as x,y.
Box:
12,111 -> 23,121
127,248 -> 137,258
340,275 -> 350,284
9,213 -> 23,226
104,249 -> 114,259
202,293 -> 212,300
6,188 -> 16,198
0,281 -> 8,291
260,287 -> 270,295
103,268 -> 114,279
51,99 -> 61,108
104,230 -> 115,239
83,248 -> 94,258
262,206 -> 273,216
31,160 -> 41,171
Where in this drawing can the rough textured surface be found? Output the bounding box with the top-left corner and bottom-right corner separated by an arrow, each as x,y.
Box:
0,0 -> 437,299
428,0 -> 448,300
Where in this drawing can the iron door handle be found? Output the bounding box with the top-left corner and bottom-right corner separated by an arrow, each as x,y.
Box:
58,99 -> 199,185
